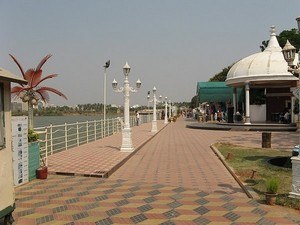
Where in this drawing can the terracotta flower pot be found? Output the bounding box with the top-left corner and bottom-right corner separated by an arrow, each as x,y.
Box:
265,192 -> 277,205
36,166 -> 48,179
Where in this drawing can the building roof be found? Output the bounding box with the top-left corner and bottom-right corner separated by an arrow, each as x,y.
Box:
197,82 -> 242,103
226,26 -> 298,87
0,67 -> 27,84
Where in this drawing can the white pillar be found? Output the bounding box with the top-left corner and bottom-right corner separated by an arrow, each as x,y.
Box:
164,97 -> 168,124
121,78 -> 133,151
245,83 -> 251,124
169,101 -> 172,118
233,88 -> 237,117
291,96 -> 295,123
289,156 -> 300,199
151,90 -> 158,133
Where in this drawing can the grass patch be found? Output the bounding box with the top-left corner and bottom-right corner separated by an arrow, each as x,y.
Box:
215,142 -> 300,209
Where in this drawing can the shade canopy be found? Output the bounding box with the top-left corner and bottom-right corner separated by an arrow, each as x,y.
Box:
196,82 -> 242,103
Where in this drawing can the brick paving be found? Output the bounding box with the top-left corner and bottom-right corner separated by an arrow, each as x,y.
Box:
46,121 -> 167,177
10,118 -> 300,224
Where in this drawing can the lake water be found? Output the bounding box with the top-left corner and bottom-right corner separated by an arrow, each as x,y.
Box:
34,114 -> 122,128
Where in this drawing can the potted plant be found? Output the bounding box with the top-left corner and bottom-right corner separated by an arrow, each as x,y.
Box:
265,178 -> 279,205
28,128 -> 39,143
36,154 -> 48,179
28,129 -> 47,179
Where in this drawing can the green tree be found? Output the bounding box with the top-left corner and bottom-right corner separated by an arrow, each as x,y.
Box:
209,65 -> 232,82
190,95 -> 199,109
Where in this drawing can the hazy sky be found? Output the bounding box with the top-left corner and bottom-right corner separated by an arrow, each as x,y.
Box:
0,0 -> 299,106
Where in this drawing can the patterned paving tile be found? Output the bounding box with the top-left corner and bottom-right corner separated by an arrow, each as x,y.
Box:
193,216 -> 211,225
163,209 -> 180,219
130,213 -> 148,223
137,204 -> 153,212
12,120 -> 300,224
95,217 -> 114,225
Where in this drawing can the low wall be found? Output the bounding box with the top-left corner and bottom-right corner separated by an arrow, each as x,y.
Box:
250,104 -> 266,122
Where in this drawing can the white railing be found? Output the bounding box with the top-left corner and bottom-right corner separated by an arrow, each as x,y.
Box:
34,114 -> 153,161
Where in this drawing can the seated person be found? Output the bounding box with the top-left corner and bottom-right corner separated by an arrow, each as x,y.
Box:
283,111 -> 291,124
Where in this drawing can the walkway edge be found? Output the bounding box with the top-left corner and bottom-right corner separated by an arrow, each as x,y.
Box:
210,144 -> 254,199
106,123 -> 170,178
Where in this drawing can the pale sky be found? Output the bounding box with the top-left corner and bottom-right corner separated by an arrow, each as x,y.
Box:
0,0 -> 299,106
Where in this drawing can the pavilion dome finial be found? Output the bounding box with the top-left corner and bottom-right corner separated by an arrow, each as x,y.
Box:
265,25 -> 281,51
270,25 -> 276,36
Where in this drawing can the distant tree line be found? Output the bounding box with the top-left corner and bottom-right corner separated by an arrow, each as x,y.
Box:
12,102 -> 191,117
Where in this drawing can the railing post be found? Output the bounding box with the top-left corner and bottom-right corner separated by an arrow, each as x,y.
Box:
102,118 -> 104,138
86,121 -> 89,143
113,118 -> 115,134
65,123 -> 68,150
76,122 -> 79,146
94,120 -> 97,141
107,119 -> 111,136
45,127 -> 48,166
101,120 -> 104,139
50,124 -> 53,155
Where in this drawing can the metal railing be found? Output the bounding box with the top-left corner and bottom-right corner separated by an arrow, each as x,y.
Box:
34,114 -> 153,162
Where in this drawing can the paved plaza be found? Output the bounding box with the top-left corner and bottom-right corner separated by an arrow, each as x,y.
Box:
10,118 -> 300,224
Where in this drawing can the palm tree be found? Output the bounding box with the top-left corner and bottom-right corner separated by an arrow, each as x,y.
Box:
10,54 -> 67,129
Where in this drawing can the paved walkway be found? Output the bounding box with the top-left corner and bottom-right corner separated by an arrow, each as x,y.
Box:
11,118 -> 300,224
46,121 -> 167,177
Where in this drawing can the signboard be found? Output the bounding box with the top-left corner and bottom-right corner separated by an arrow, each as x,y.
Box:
12,116 -> 28,186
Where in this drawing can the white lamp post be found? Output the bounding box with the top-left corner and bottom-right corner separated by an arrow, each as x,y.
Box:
112,62 -> 141,152
148,86 -> 161,133
283,17 -> 300,200
164,97 -> 168,124
168,100 -> 172,118
282,19 -> 300,124
103,60 -> 110,136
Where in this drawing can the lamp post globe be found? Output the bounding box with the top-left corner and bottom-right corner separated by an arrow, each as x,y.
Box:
282,40 -> 296,66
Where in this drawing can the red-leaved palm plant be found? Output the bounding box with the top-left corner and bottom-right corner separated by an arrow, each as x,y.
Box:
10,54 -> 67,129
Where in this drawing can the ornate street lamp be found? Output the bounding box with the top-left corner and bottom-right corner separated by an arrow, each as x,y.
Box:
282,19 -> 300,123
168,100 -> 172,118
164,97 -> 168,124
112,62 -> 141,152
148,86 -> 161,133
285,16 -> 300,200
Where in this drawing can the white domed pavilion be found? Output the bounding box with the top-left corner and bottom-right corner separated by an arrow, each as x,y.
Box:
226,26 -> 298,124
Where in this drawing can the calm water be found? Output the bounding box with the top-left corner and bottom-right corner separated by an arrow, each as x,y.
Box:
34,114 -> 122,128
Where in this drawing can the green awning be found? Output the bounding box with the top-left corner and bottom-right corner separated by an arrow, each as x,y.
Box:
197,82 -> 243,103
